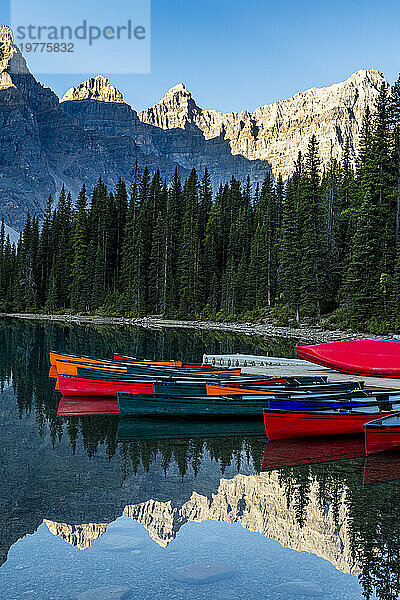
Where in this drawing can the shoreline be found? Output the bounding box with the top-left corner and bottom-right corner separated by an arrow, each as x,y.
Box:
0,312 -> 393,344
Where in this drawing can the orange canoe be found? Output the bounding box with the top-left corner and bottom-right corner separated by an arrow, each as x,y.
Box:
55,360 -> 128,377
50,351 -> 115,367
206,383 -> 284,396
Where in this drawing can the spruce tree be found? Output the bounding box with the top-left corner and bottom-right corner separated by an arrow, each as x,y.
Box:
70,184 -> 88,311
279,158 -> 302,321
299,136 -> 324,318
178,168 -> 202,315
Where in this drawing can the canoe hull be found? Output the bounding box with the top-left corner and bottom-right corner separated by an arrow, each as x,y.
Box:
296,340 -> 400,377
57,376 -> 155,397
117,394 -> 266,417
364,425 -> 400,455
263,410 -> 390,440
50,351 -> 112,367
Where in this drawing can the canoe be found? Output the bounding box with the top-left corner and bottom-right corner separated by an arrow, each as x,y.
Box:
73,366 -> 219,382
116,392 -> 388,418
49,351 -> 115,376
364,412 -> 400,455
264,393 -> 400,411
263,406 -> 397,440
50,351 -> 114,367
113,354 -> 183,367
55,369 -> 261,396
112,353 -> 241,374
261,436 -> 365,470
57,375 -> 156,397
153,379 -> 289,397
55,360 -> 128,377
117,417 -> 266,440
113,354 -> 225,369
119,391 -> 396,412
57,397 -> 119,415
117,395 -> 267,417
296,340 -> 400,377
206,381 -> 364,396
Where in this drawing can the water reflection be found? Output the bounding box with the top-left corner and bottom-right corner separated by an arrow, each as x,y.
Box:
1,318 -> 400,599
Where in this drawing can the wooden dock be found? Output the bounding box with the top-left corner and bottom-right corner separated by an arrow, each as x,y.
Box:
203,353 -> 400,389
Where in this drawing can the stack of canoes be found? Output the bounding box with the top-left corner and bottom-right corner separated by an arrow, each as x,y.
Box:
50,350 -> 400,457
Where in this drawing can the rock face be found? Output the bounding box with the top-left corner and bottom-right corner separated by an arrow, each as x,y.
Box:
0,24 -> 387,229
62,75 -> 124,103
61,89 -> 269,194
0,26 -> 187,228
140,70 -> 386,179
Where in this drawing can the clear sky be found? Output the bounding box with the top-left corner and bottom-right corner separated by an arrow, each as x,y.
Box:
1,0 -> 400,112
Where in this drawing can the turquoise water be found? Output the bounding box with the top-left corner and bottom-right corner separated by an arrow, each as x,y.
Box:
0,318 -> 398,599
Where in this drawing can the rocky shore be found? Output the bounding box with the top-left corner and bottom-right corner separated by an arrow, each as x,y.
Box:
0,312 -> 394,344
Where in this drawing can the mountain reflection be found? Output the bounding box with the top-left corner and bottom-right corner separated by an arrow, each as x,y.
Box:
1,318 -> 400,599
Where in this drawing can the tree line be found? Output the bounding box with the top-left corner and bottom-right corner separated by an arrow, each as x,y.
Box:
1,78 -> 400,332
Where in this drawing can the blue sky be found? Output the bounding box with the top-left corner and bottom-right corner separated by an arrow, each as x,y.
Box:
1,0 -> 400,112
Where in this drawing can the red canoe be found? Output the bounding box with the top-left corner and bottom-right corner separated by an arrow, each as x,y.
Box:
263,409 -> 393,440
57,397 -> 119,415
57,375 -> 155,397
364,413 -> 400,455
295,340 -> 400,377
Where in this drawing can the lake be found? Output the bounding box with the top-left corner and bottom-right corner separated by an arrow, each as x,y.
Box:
0,317 -> 398,600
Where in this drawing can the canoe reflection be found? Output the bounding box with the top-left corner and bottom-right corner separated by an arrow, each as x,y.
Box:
57,396 -> 119,415
117,417 -> 266,441
363,451 -> 400,485
261,436 -> 365,470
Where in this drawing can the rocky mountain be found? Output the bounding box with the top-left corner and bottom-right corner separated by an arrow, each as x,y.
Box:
0,26 -> 188,228
140,70 -> 386,179
0,24 -> 387,229
60,77 -> 269,192
62,75 -> 124,103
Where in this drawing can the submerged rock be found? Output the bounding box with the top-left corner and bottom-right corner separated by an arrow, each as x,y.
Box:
270,579 -> 323,596
76,585 -> 131,600
94,533 -> 144,552
174,561 -> 234,584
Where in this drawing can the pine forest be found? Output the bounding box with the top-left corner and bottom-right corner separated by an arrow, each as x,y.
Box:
2,80 -> 400,334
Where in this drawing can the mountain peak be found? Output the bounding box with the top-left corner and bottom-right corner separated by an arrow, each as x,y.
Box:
139,83 -> 198,130
164,83 -> 191,98
348,68 -> 385,82
0,25 -> 29,89
61,75 -> 124,103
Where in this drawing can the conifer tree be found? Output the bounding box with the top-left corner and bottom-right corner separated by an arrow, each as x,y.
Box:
164,167 -> 183,314
179,168 -> 202,315
132,166 -> 151,314
120,163 -> 140,305
36,196 -> 54,307
279,157 -> 302,321
0,220 -> 5,301
299,136 -> 324,318
203,189 -> 223,314
70,184 -> 88,311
